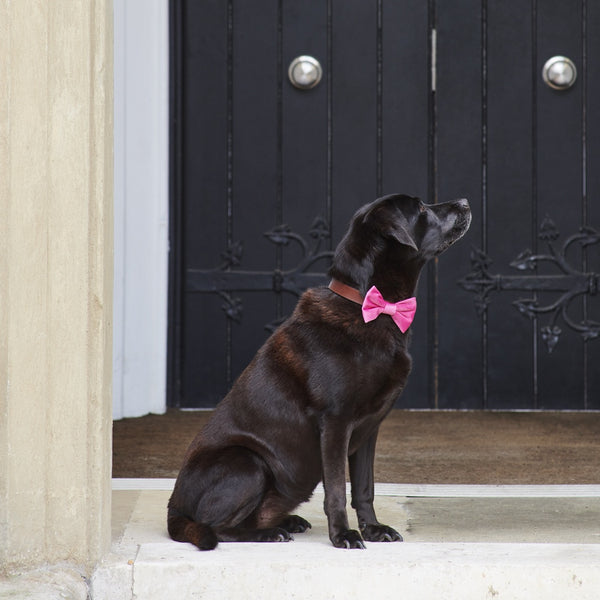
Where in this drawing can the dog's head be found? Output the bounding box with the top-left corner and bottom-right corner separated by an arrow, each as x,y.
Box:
329,194 -> 471,297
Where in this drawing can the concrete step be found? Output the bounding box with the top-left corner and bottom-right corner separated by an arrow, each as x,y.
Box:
91,480 -> 600,600
0,567 -> 88,600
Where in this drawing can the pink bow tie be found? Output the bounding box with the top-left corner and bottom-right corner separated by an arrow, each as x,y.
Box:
362,286 -> 417,333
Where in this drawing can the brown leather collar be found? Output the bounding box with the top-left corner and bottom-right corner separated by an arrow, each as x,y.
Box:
328,278 -> 363,305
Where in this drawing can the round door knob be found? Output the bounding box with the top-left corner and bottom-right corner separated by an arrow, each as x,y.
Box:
288,56 -> 322,90
542,56 -> 577,90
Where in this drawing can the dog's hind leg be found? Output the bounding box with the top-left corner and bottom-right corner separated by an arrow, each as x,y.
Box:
214,483 -> 307,543
253,490 -> 312,534
277,514 -> 312,534
169,446 -> 296,547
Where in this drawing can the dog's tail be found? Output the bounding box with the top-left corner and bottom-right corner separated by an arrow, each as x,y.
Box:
167,507 -> 218,551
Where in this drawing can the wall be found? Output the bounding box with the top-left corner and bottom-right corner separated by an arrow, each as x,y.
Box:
0,0 -> 113,571
113,0 -> 169,419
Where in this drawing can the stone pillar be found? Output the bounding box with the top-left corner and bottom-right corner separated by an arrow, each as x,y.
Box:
0,0 -> 113,572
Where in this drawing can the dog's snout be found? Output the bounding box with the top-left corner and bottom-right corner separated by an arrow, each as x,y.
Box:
455,198 -> 469,209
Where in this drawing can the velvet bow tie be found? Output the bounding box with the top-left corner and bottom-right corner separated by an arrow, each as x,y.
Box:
361,286 -> 417,333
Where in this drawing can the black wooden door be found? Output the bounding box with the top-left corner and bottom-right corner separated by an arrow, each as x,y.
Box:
169,1 -> 600,410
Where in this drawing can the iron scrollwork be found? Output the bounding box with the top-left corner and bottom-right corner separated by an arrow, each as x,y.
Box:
459,217 -> 600,352
262,216 -> 334,296
187,217 -> 334,326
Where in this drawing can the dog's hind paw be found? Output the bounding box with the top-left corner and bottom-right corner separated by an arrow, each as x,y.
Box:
278,515 -> 312,534
258,527 -> 294,543
331,529 -> 365,549
360,523 -> 403,543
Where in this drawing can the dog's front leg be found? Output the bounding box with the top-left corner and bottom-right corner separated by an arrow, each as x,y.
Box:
320,421 -> 365,549
349,431 -> 403,542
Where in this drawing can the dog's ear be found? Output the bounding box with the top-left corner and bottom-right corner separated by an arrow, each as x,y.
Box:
384,219 -> 418,251
363,196 -> 419,251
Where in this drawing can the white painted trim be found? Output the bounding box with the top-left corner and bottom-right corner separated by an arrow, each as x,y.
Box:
113,0 -> 169,419
369,484 -> 600,498
113,478 -> 176,490
112,479 -> 600,498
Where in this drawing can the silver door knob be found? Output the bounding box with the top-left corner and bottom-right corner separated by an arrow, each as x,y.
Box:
288,56 -> 322,90
542,56 -> 577,90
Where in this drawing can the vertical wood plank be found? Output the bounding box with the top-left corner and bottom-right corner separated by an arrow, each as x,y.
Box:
331,0 -> 378,232
536,2 -> 584,408
586,0 -> 600,409
436,0 -> 484,408
180,0 -> 229,406
230,0 -> 280,386
382,0 -> 430,407
281,1 -> 329,318
485,0 -> 535,409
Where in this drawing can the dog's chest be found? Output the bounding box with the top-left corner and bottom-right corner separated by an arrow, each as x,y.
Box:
347,341 -> 411,448
356,338 -> 411,393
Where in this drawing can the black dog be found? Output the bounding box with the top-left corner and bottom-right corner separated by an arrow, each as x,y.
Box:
168,194 -> 471,550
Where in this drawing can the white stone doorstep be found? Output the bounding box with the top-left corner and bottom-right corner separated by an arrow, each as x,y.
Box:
92,542 -> 600,600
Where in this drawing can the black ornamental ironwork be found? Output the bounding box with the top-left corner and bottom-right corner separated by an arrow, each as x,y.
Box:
186,217 -> 334,328
459,216 -> 600,353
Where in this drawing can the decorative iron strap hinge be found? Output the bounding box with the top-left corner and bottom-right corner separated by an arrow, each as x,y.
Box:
186,217 -> 334,327
459,216 -> 600,352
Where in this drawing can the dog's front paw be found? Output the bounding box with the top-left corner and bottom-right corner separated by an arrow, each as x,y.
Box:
360,523 -> 403,542
331,529 -> 365,549
278,515 -> 312,534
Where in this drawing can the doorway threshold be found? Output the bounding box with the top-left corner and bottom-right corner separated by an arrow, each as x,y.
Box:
112,477 -> 600,497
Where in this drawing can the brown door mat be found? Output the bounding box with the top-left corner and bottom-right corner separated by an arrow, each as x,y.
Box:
112,409 -> 600,484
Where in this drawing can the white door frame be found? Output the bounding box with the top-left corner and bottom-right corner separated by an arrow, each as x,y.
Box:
113,0 -> 169,419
